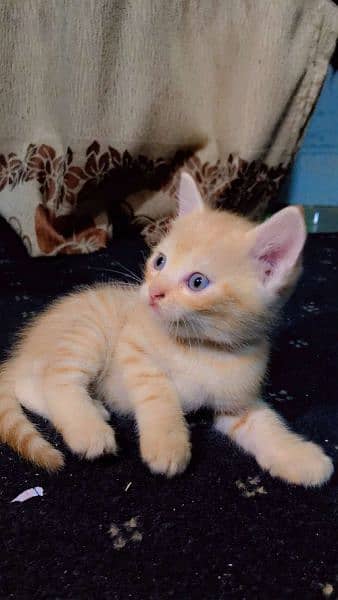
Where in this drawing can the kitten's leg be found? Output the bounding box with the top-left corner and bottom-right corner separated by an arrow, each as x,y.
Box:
42,315 -> 117,459
93,399 -> 111,422
118,339 -> 190,477
215,401 -> 333,486
43,377 -> 117,460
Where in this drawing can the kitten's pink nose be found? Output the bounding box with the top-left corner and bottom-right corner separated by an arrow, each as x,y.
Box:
149,287 -> 166,307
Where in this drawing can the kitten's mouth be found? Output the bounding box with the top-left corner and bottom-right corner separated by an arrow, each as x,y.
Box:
149,302 -> 161,313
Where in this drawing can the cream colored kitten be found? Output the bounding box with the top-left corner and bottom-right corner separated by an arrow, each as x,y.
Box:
0,173 -> 333,486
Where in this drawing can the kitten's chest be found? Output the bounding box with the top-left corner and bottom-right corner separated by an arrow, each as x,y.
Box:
159,347 -> 231,411
102,344 -> 221,412
158,342 -> 266,412
101,325 -> 266,414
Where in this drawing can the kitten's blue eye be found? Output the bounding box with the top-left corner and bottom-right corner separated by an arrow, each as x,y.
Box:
187,273 -> 210,291
153,253 -> 166,270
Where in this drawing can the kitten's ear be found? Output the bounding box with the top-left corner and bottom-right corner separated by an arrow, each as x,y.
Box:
176,172 -> 204,217
249,206 -> 306,294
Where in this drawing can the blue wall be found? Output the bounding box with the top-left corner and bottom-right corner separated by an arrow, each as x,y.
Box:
286,66 -> 338,206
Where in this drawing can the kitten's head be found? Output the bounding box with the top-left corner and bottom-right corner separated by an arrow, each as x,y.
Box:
142,172 -> 306,348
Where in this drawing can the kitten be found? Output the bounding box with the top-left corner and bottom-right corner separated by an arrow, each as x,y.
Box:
0,173 -> 333,486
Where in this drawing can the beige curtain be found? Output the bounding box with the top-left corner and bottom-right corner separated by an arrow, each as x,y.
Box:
0,0 -> 337,255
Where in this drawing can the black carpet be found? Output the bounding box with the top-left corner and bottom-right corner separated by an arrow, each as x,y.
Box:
0,217 -> 337,600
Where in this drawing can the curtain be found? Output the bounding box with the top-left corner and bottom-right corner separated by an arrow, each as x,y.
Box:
0,0 -> 337,255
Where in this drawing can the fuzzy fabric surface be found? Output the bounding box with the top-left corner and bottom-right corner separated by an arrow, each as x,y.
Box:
0,217 -> 337,600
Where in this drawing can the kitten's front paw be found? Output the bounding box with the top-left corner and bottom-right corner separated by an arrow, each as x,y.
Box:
259,441 -> 333,487
141,428 -> 191,477
94,401 -> 111,422
64,420 -> 117,460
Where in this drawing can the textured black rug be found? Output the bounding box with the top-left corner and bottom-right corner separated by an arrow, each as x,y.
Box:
0,217 -> 337,600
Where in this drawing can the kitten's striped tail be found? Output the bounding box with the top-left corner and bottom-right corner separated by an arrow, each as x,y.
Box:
0,373 -> 64,471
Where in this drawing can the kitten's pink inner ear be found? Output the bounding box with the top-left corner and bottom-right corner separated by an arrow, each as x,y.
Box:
177,172 -> 204,217
250,206 -> 307,289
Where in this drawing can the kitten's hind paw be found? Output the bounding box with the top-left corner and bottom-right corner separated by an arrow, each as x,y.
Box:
141,428 -> 191,477
259,441 -> 334,487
